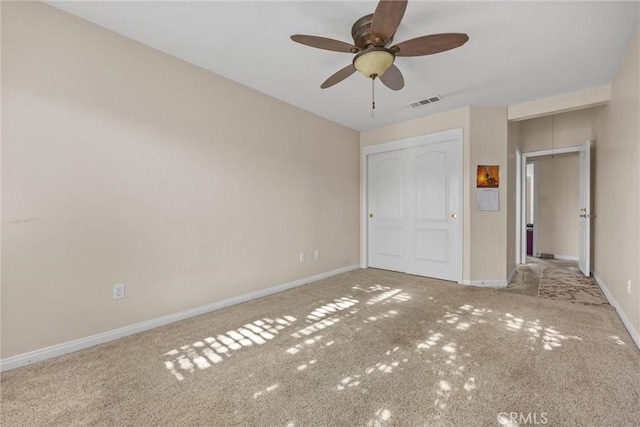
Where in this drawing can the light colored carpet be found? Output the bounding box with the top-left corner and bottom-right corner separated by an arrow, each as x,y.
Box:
2,268 -> 639,426
504,259 -> 545,297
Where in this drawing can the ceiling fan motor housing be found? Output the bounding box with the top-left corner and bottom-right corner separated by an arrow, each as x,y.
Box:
352,14 -> 392,49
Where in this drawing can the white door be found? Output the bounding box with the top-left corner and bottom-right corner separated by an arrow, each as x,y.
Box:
367,150 -> 406,272
367,139 -> 462,282
578,141 -> 591,276
520,153 -> 528,264
405,141 -> 462,281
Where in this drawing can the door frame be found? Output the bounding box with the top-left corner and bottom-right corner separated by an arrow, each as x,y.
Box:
528,161 -> 538,259
517,143 -> 592,267
515,147 -> 522,265
360,128 -> 464,283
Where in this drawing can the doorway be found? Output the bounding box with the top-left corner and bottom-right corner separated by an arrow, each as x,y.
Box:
517,142 -> 592,276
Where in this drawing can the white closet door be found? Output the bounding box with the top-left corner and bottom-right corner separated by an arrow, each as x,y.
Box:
367,150 -> 406,272
405,141 -> 462,281
367,136 -> 462,282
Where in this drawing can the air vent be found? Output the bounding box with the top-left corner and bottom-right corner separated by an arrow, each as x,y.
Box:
410,95 -> 443,108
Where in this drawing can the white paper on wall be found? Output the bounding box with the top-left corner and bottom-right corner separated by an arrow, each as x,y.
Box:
477,188 -> 499,211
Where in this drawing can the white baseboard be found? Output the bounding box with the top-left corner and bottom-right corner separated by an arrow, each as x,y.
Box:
0,264 -> 360,372
593,272 -> 640,349
459,268 -> 515,289
553,254 -> 579,261
459,278 -> 509,288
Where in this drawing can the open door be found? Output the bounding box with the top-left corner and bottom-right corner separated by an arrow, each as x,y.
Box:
578,141 -> 591,276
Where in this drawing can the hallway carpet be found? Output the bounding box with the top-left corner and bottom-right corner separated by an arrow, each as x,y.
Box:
538,264 -> 609,306
506,257 -> 609,306
2,268 -> 638,426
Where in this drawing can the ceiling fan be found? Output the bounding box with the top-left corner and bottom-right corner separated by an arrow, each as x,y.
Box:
290,0 -> 469,96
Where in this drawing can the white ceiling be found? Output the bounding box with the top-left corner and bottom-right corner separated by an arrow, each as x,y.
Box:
48,1 -> 639,131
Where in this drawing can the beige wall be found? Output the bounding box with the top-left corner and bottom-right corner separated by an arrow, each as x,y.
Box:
361,106 -> 510,283
591,28 -> 639,335
469,107 -> 509,281
519,108 -> 594,153
534,153 -> 580,258
508,84 -> 610,121
1,2 -> 360,358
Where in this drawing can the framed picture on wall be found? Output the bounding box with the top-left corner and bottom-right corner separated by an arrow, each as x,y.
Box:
476,165 -> 499,188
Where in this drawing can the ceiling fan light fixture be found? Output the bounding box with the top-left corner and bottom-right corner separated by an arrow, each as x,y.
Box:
353,47 -> 395,78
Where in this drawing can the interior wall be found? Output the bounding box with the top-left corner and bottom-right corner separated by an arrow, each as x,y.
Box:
519,108 -> 594,153
469,106 -> 509,281
591,27 -> 639,336
534,153 -> 580,258
1,2 -> 360,358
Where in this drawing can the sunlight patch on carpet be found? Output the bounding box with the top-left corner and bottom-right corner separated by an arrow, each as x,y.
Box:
367,408 -> 391,427
609,335 -> 626,345
499,313 -> 582,351
163,315 -> 297,381
162,283 -> 410,381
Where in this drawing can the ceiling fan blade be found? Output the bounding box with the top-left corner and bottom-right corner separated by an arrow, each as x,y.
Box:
379,64 -> 404,91
392,33 -> 469,57
291,35 -> 358,53
321,64 -> 357,89
370,0 -> 408,44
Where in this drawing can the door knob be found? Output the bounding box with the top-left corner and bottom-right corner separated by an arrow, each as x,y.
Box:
451,213 -> 457,219
580,207 -> 587,212
369,213 -> 373,218
579,214 -> 588,218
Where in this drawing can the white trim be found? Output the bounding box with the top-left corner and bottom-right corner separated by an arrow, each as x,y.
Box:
593,273 -> 640,349
515,147 -> 522,265
360,141 -> 367,269
552,254 -> 579,261
524,145 -> 583,159
361,128 -> 464,282
530,161 -> 538,258
460,278 -> 509,288
362,128 -> 463,156
460,261 -> 516,288
0,264 -> 360,372
519,152 -> 528,263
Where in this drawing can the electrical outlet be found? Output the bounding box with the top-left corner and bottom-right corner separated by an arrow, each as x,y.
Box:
314,249 -> 320,260
113,283 -> 125,299
628,280 -> 631,294
299,252 -> 305,263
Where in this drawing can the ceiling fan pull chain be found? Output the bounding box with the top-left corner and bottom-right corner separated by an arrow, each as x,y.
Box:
371,76 -> 376,118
